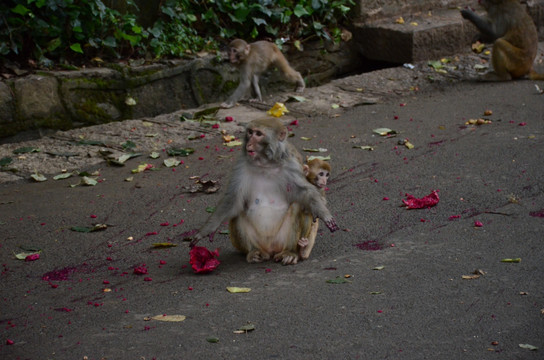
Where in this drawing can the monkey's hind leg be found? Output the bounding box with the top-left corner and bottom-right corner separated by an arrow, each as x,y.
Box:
229,217 -> 271,263
484,38 -> 530,81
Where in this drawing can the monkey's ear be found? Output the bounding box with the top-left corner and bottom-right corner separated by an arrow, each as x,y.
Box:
303,164 -> 310,176
244,44 -> 250,55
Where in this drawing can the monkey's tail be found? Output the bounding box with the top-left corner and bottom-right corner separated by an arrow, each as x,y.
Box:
529,70 -> 544,80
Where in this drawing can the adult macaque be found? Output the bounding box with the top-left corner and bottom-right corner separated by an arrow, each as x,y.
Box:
461,0 -> 544,81
220,39 -> 305,108
298,158 -> 332,260
191,117 -> 338,265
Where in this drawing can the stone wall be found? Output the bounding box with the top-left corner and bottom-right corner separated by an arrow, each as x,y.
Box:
0,42 -> 359,138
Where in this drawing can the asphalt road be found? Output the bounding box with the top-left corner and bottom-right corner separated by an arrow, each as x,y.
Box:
1,79 -> 543,360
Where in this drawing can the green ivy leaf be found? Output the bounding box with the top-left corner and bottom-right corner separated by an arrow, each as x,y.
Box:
294,4 -> 310,17
11,4 -> 30,16
70,43 -> 83,54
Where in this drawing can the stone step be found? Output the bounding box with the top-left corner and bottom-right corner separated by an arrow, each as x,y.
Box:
351,8 -> 478,63
351,1 -> 544,64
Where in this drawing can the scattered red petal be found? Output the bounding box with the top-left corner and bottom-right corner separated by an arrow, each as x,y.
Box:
394,115 -> 399,119
144,277 -> 152,281
200,134 -> 205,138
159,260 -> 167,265
6,339 -> 14,345
90,214 -> 97,218
103,280 -> 110,284
198,157 -> 204,160
265,268 -> 272,273
160,222 -> 169,226
189,246 -> 220,274
519,122 -> 527,126
133,265 -> 148,275
25,253 -> 40,262
290,119 -> 299,125
474,221 -> 483,227
145,231 -> 158,236
225,116 -> 234,122
383,197 -> 389,201
212,124 -> 220,129
449,215 -> 461,220
402,190 -> 439,209
377,310 -> 383,313
188,286 -> 193,290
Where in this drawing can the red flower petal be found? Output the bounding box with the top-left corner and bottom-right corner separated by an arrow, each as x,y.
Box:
225,116 -> 234,122
402,190 -> 439,209
189,246 -> 220,274
25,254 -> 40,262
133,265 -> 148,275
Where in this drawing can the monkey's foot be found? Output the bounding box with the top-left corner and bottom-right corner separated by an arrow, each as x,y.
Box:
295,85 -> 305,93
246,249 -> 271,263
274,251 -> 299,265
325,219 -> 339,232
298,237 -> 309,248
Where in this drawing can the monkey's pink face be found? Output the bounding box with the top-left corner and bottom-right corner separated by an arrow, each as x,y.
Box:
229,48 -> 240,64
246,128 -> 265,159
315,171 -> 329,188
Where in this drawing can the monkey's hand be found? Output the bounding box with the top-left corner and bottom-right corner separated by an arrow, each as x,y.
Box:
189,231 -> 216,247
325,218 -> 339,232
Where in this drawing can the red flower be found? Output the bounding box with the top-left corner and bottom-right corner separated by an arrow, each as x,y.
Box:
189,246 -> 220,274
225,116 -> 234,122
402,190 -> 439,209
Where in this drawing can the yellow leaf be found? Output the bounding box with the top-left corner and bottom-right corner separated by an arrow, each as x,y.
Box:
225,140 -> 242,147
395,17 -> 404,24
267,103 -> 289,117
152,243 -> 177,248
226,287 -> 251,293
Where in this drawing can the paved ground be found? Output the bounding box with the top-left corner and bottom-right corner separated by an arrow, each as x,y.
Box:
1,47 -> 544,359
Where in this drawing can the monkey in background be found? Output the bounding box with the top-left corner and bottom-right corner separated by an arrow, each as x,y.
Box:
298,158 -> 332,260
220,39 -> 305,108
461,0 -> 544,81
191,117 -> 338,265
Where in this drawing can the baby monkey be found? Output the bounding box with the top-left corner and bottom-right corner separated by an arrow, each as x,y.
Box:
298,158 -> 331,260
221,39 -> 305,108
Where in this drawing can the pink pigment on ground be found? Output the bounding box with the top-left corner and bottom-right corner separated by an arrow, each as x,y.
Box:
529,209 -> 544,218
354,240 -> 383,251
42,267 -> 77,281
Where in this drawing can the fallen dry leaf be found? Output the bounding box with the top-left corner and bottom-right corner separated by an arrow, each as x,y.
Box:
227,287 -> 251,293
149,314 -> 186,322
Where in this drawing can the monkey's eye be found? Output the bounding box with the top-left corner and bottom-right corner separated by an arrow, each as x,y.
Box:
318,172 -> 325,177
255,130 -> 263,137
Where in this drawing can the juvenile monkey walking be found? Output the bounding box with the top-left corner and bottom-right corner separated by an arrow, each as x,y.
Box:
221,39 -> 305,108
461,0 -> 544,81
